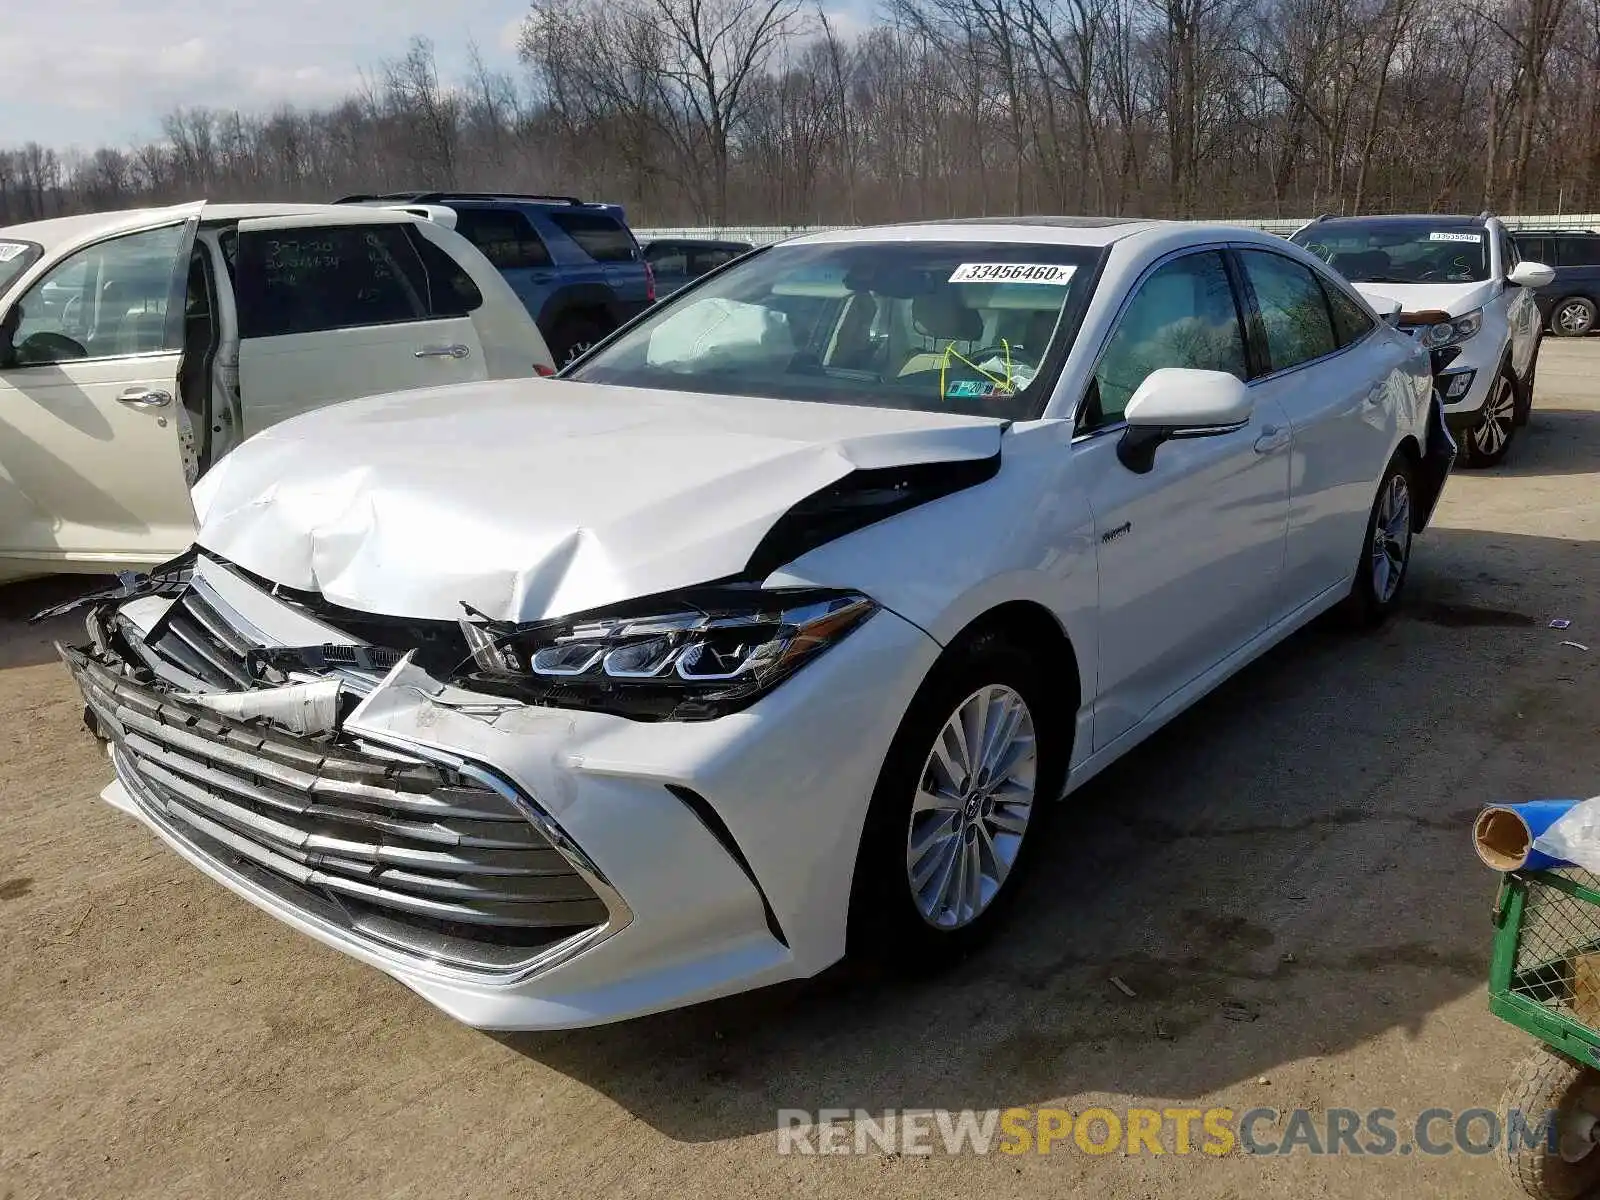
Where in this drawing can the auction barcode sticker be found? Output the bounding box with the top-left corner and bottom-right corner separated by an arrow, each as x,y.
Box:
1429,231 -> 1482,243
949,262 -> 1077,284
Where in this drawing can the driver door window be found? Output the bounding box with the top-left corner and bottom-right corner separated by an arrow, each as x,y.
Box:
1086,251 -> 1246,429
9,225 -> 186,364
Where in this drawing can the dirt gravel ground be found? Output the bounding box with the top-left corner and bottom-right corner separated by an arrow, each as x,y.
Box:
2,342 -> 1598,1200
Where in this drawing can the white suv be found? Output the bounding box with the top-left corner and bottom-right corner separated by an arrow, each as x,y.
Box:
1291,213 -> 1554,467
0,201 -> 554,584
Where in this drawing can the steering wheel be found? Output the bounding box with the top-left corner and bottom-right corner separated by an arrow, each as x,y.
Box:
18,330 -> 88,363
953,344 -> 1043,386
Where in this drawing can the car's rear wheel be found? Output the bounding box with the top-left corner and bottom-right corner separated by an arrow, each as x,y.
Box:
848,633 -> 1067,968
1552,296 -> 1596,337
550,315 -> 610,367
1461,370 -> 1519,468
1342,453 -> 1415,626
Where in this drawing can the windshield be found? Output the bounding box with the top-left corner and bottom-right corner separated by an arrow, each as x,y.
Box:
567,240 -> 1103,419
0,238 -> 43,297
1292,222 -> 1490,284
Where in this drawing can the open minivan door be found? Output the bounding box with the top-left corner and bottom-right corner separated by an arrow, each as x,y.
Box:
232,210 -> 487,435
0,205 -> 202,581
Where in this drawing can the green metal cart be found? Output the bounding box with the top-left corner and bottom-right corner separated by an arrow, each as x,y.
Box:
1490,866 -> 1600,1198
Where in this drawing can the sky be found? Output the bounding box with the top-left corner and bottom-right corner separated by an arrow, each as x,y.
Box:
0,0 -> 538,151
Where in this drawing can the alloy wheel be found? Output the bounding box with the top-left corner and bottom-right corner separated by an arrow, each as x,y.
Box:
1558,301 -> 1593,335
905,684 -> 1037,930
1472,376 -> 1517,458
1370,471 -> 1412,604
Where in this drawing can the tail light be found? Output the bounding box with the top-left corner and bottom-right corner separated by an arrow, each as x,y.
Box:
645,262 -> 656,304
534,363 -> 556,377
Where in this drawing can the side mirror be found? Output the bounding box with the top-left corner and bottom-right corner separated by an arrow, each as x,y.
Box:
1367,294 -> 1403,325
1118,368 -> 1253,474
1509,261 -> 1556,289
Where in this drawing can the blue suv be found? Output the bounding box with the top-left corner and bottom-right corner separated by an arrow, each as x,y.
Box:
335,192 -> 655,364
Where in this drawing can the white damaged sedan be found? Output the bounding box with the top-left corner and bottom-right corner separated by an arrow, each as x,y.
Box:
53,218 -> 1456,1029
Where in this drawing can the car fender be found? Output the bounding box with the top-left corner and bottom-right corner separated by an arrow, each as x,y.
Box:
768,422 -> 1101,761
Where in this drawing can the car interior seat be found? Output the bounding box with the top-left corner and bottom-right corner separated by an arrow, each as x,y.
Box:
897,292 -> 983,376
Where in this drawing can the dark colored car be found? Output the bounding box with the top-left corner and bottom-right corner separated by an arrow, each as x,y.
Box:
336,191 -> 655,364
642,238 -> 753,298
1510,229 -> 1600,336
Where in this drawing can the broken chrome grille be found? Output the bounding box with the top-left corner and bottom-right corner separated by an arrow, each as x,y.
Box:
65,645 -> 609,972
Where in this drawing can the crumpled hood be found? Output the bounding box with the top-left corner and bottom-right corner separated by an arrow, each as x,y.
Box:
1350,279 -> 1496,318
192,379 -> 1005,622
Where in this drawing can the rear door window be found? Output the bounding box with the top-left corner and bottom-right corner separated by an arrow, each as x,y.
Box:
235,223 -> 475,338
1320,279 -> 1375,347
1239,249 -> 1338,372
549,211 -> 639,263
449,207 -> 552,270
1556,236 -> 1600,267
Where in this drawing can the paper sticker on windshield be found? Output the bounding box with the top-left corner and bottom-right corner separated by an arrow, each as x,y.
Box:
0,242 -> 28,261
1429,232 -> 1482,243
946,379 -> 1013,399
949,262 -> 1076,285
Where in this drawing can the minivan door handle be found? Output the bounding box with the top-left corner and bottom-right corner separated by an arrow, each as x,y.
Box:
117,387 -> 172,408
415,344 -> 471,360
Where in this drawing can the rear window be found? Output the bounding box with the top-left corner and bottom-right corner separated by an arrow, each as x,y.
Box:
549,211 -> 639,263
235,224 -> 481,339
450,207 -> 552,270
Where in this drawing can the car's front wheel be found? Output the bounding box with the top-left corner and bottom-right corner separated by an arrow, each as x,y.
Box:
1461,370 -> 1519,468
1552,296 -> 1596,337
848,632 -> 1067,967
1342,453 -> 1415,625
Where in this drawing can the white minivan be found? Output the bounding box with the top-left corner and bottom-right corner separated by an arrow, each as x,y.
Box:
0,201 -> 554,584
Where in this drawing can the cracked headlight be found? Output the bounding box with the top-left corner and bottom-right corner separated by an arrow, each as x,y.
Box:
455,587 -> 879,720
1419,309 -> 1482,349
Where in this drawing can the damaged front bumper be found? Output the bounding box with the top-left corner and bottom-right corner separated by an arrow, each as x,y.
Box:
59,551 -> 940,1028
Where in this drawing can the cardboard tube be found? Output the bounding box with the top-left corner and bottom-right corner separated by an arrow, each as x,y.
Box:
1475,802 -> 1578,872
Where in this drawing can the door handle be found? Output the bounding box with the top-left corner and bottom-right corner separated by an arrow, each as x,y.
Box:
414,344 -> 471,360
1254,424 -> 1291,454
117,387 -> 172,408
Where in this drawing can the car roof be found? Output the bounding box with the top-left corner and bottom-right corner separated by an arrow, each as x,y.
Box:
784,217 -> 1304,251
1306,214 -> 1491,229
0,201 -> 415,252
789,217 -> 1169,248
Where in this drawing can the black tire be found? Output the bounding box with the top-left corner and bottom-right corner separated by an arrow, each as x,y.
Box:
1341,452 -> 1416,627
549,315 -> 610,367
1460,369 -> 1519,468
847,630 -> 1070,970
1497,1044 -> 1600,1200
1550,296 -> 1596,338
